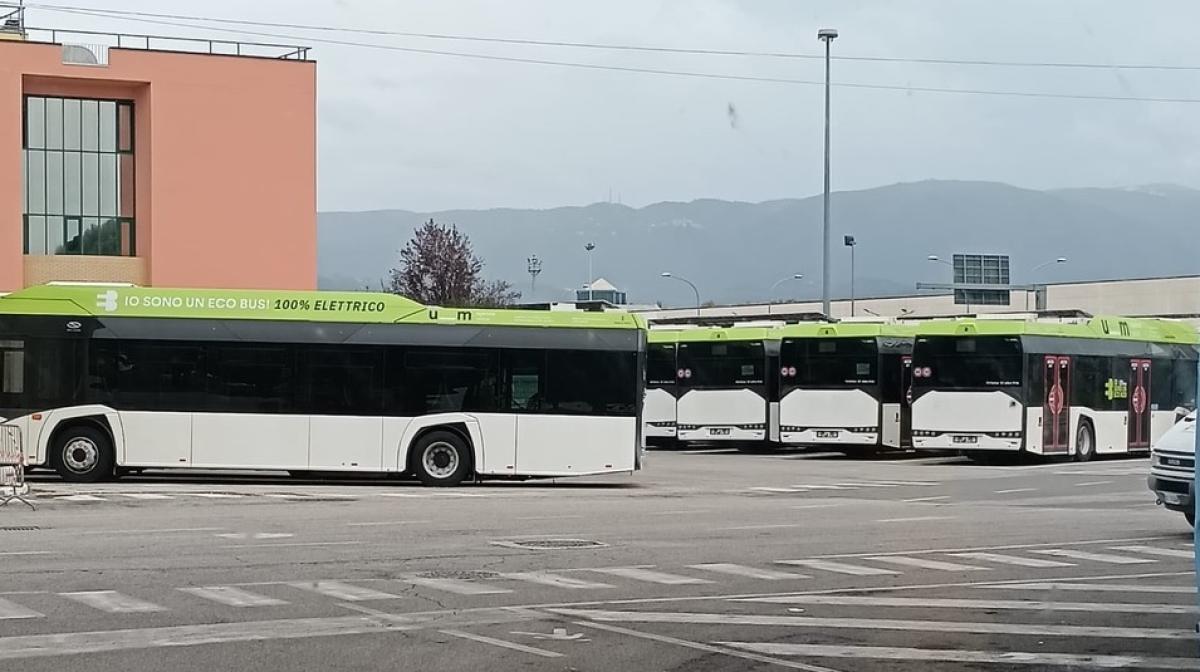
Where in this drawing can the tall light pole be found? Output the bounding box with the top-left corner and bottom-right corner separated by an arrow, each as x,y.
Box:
767,273 -> 805,316
526,254 -> 542,299
1025,256 -> 1067,311
927,255 -> 965,313
818,28 -> 838,317
661,272 -> 701,317
584,242 -> 596,301
844,235 -> 857,316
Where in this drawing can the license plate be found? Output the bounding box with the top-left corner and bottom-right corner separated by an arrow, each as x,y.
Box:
815,430 -> 839,439
709,428 -> 731,436
952,435 -> 979,445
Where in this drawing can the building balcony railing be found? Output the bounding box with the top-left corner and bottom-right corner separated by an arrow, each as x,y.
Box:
18,25 -> 311,61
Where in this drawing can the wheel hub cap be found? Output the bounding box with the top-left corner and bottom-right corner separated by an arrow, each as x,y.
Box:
423,442 -> 458,478
64,438 -> 98,473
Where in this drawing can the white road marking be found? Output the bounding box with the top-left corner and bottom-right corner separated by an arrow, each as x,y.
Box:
717,642 -> 1198,669
646,509 -> 712,516
874,516 -> 953,524
719,523 -> 805,531
439,629 -> 563,658
992,582 -> 1194,594
345,520 -> 432,527
949,552 -> 1074,568
790,484 -> 849,490
61,590 -> 165,613
0,597 -> 42,620
119,493 -> 173,500
866,556 -> 990,572
216,533 -> 295,540
833,482 -> 894,488
1111,545 -> 1194,559
0,551 -> 52,557
813,534 -> 1179,559
222,541 -> 362,549
902,495 -> 950,503
789,503 -> 844,510
552,607 -> 1192,639
1075,480 -> 1113,487
181,586 -> 288,607
586,567 -> 713,585
288,581 -> 402,602
82,527 -> 223,535
403,576 -> 513,595
864,480 -> 939,486
514,515 -> 583,521
993,488 -> 1037,494
1031,549 -> 1156,565
688,563 -> 809,580
737,595 -> 1197,614
776,559 -> 900,576
184,493 -> 243,499
501,572 -> 613,590
58,494 -> 105,502
750,487 -> 808,493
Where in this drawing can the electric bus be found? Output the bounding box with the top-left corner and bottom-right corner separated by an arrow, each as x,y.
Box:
674,324 -> 781,447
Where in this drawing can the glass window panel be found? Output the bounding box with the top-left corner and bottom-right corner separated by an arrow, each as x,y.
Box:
26,150 -> 45,213
118,154 -> 134,217
117,103 -> 132,151
25,97 -> 44,149
44,97 -> 63,150
45,151 -> 63,215
64,217 -> 82,255
2,349 -> 24,394
81,217 -> 100,255
98,218 -> 120,255
99,154 -> 117,216
81,100 -> 98,151
81,153 -> 98,215
98,101 -> 116,152
46,216 -> 65,255
21,150 -> 28,213
64,152 -> 81,214
26,215 -> 46,255
63,99 -> 81,150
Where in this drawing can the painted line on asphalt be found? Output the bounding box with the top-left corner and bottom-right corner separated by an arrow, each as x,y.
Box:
289,581 -> 403,602
403,576 -> 513,596
993,488 -> 1037,494
874,516 -> 953,524
776,559 -> 900,576
1110,545 -> 1194,559
988,582 -> 1194,594
502,572 -> 613,590
718,523 -> 805,531
865,556 -> 990,572
646,509 -> 712,516
948,552 -> 1073,568
812,534 -> 1182,559
80,527 -> 224,535
514,515 -> 584,521
0,551 -> 53,557
553,608 -> 1193,640
737,594 -> 1197,614
789,503 -> 845,510
181,586 -> 288,608
1075,480 -> 1114,487
586,567 -> 713,585
716,642 -> 1197,670
221,541 -> 363,549
345,520 -> 432,527
439,629 -> 563,658
901,495 -> 949,503
1031,549 -> 1155,565
688,563 -> 809,581
60,590 -> 165,614
0,598 -> 43,620
574,620 -> 840,672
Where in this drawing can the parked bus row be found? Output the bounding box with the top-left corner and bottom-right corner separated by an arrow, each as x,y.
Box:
647,314 -> 1199,462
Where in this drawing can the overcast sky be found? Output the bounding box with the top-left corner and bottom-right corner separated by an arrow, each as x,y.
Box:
28,1 -> 1200,212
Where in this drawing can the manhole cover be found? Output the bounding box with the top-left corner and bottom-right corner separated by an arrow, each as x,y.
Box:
0,526 -> 39,531
416,570 -> 499,580
492,539 -> 608,550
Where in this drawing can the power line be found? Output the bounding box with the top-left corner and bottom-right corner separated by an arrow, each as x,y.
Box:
25,1 -> 1200,72
28,6 -> 1200,104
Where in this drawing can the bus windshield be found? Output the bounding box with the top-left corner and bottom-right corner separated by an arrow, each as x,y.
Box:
914,335 -> 1023,389
647,343 -> 677,387
677,341 -> 764,387
783,338 -> 878,386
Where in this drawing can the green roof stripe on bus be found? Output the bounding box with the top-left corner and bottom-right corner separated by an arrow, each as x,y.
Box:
0,284 -> 645,330
778,322 -> 919,339
913,315 -> 1200,344
661,325 -> 782,343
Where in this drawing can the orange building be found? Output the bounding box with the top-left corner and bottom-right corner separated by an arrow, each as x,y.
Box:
0,14 -> 316,291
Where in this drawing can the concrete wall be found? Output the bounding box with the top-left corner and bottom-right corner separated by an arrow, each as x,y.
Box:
0,40 -> 316,291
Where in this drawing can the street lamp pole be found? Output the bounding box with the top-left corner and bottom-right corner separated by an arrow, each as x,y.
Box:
584,242 -> 596,301
661,272 -> 701,317
927,254 -> 966,313
767,273 -> 805,316
1025,257 -> 1067,311
818,28 -> 838,317
844,235 -> 856,316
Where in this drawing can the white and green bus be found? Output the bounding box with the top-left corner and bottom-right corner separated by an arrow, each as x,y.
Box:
778,321 -> 917,453
672,325 -> 781,445
0,284 -> 645,485
910,315 -> 1198,460
643,328 -> 682,447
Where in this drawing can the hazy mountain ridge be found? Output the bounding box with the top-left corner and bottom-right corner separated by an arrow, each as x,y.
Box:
319,180 -> 1200,306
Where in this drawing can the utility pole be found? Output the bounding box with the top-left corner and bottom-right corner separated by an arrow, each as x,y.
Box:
526,254 -> 542,299
584,243 -> 596,301
818,28 -> 838,317
844,235 -> 856,316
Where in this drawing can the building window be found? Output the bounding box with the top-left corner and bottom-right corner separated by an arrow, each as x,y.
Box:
22,96 -> 135,256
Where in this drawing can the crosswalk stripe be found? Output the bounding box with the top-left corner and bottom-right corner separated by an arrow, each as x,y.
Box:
287,581 -> 402,601
551,607 -> 1192,639
750,487 -> 807,493
792,484 -> 850,490
1031,549 -> 1156,564
992,582 -> 1194,594
185,493 -> 243,499
500,572 -> 612,589
863,480 -> 939,486
776,559 -> 900,576
688,563 -> 809,580
866,556 -> 990,572
716,642 -> 1198,669
58,494 -> 105,502
181,586 -> 288,607
0,597 -> 43,619
834,482 -> 894,488
735,595 -> 1196,614
948,552 -> 1075,568
402,576 -> 513,595
61,590 -> 165,613
1110,545 -> 1194,559
586,567 -> 713,585
120,493 -> 173,500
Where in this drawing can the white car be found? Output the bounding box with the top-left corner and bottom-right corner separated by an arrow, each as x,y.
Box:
1148,411 -> 1196,527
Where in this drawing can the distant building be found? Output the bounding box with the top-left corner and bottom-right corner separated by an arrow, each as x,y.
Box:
577,278 -> 627,305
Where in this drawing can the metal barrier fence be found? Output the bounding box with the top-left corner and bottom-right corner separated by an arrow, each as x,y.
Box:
0,424 -> 33,509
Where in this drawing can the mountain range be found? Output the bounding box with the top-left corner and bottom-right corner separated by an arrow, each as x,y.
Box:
318,180 -> 1200,307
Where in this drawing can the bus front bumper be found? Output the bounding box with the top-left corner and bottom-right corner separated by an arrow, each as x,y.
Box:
678,426 -> 767,442
1148,474 -> 1194,513
643,422 -> 677,438
781,428 -> 878,446
911,432 -> 1022,451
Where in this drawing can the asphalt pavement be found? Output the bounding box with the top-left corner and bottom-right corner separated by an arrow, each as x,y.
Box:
0,448 -> 1196,671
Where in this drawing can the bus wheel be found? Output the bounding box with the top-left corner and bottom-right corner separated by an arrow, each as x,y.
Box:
413,431 -> 471,487
51,425 -> 115,483
1074,420 -> 1096,462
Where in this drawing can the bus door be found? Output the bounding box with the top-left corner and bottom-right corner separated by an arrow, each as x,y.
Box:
1128,358 -> 1152,449
1042,356 -> 1071,453
901,355 -> 913,446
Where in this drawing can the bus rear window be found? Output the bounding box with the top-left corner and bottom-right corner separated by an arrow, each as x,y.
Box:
782,338 -> 878,386
678,341 -> 764,387
647,344 -> 677,387
914,336 -> 1023,388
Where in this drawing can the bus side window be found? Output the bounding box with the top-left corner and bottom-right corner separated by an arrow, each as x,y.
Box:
0,340 -> 24,396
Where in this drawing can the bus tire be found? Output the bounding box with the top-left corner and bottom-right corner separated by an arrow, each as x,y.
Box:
1074,419 -> 1096,462
50,424 -> 115,483
412,430 -> 471,487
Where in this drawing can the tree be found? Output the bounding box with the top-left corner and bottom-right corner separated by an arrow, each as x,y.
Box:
387,219 -> 521,307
